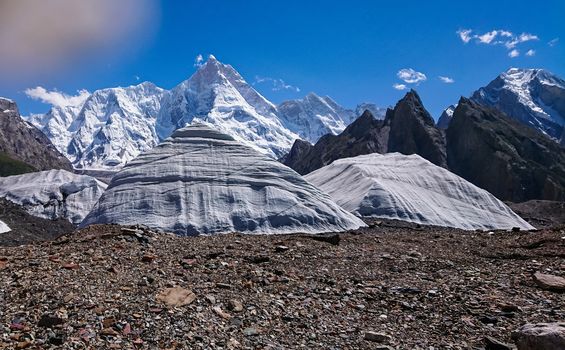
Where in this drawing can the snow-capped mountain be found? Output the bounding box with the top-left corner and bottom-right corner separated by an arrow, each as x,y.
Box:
157,55 -> 298,158
27,82 -> 164,169
81,125 -> 365,235
27,55 -> 383,169
277,93 -> 356,143
355,103 -> 386,121
471,68 -> 565,141
436,104 -> 456,129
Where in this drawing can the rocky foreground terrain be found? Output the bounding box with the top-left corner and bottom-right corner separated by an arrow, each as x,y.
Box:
1,221 -> 564,349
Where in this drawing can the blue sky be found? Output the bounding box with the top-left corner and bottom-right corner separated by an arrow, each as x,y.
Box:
1,0 -> 564,119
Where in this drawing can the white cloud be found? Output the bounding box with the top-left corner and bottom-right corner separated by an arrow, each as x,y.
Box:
194,54 -> 204,67
549,38 -> 559,47
457,28 -> 540,56
525,49 -> 535,57
0,0 -> 159,81
397,68 -> 427,84
457,29 -> 473,43
439,76 -> 455,84
134,75 -> 140,81
254,76 -> 300,93
393,83 -> 407,90
24,86 -> 90,107
477,30 -> 498,44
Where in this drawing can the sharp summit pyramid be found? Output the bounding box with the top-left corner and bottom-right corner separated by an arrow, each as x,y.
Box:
81,125 -> 365,235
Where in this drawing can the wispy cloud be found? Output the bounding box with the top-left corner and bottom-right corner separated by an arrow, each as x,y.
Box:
194,54 -> 204,67
392,83 -> 407,90
438,76 -> 455,84
24,86 -> 90,107
548,38 -> 559,47
457,29 -> 473,43
456,28 -> 539,56
397,68 -> 427,84
254,76 -> 300,92
134,75 -> 140,81
525,49 -> 535,57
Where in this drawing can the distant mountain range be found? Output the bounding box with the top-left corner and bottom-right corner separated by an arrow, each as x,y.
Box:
438,68 -> 565,144
284,90 -> 565,202
27,55 -> 384,170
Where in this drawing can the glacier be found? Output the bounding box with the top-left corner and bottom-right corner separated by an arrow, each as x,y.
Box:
305,153 -> 534,231
81,124 -> 366,235
0,169 -> 107,225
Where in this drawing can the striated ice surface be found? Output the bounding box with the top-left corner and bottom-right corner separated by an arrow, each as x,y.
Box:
0,170 -> 107,224
81,124 -> 366,235
305,153 -> 534,230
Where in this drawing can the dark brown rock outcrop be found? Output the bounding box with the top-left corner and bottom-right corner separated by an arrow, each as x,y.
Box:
446,98 -> 565,202
0,98 -> 72,173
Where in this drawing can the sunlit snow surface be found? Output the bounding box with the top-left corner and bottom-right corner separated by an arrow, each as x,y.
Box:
81,125 -> 366,235
0,170 -> 107,224
305,153 -> 534,231
0,220 -> 10,233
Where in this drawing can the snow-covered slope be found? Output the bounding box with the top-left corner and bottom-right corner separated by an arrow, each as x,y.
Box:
157,55 -> 298,158
28,55 -> 385,169
471,68 -> 565,141
0,170 -> 107,225
28,82 -> 165,169
305,153 -> 534,230
81,125 -> 366,235
277,93 -> 356,143
0,220 -> 11,233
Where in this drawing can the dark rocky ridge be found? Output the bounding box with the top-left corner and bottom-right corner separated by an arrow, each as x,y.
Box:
0,98 -> 72,172
386,90 -> 447,168
446,97 -> 565,202
282,110 -> 387,174
283,91 -> 446,174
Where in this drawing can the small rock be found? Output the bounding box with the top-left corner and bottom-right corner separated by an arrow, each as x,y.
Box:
533,272 -> 565,292
484,336 -> 513,350
37,314 -> 64,328
61,262 -> 79,270
141,254 -> 157,263
364,331 -> 392,343
213,306 -> 231,319
227,299 -> 244,312
275,245 -> 289,253
512,322 -> 565,350
243,327 -> 259,336
156,287 -> 196,308
100,328 -> 119,336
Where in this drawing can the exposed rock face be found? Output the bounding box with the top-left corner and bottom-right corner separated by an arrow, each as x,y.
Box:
282,91 -> 448,174
0,98 -> 72,172
471,68 -> 565,142
512,323 -> 565,350
81,125 -> 365,235
446,98 -> 565,202
386,90 -> 447,168
282,110 -> 387,174
278,139 -> 313,166
305,153 -> 534,230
